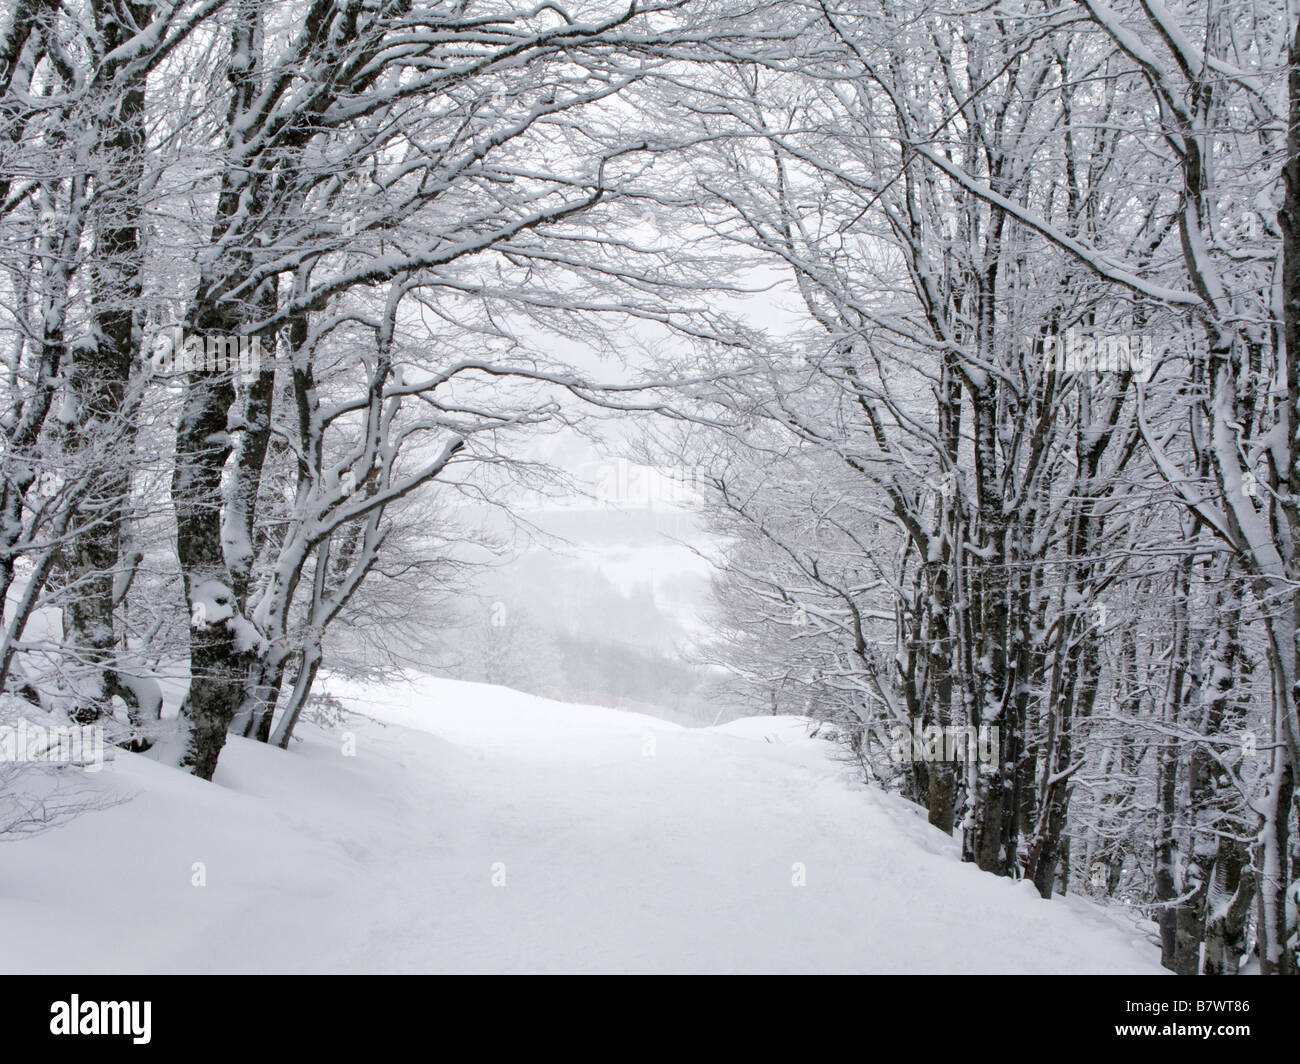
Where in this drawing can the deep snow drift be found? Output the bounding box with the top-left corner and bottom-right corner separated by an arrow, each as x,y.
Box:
0,675 -> 1163,973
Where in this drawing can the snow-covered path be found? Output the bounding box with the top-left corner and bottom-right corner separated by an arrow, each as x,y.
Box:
0,676 -> 1163,973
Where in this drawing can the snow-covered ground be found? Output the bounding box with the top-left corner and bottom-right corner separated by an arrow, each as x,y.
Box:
0,675 -> 1163,973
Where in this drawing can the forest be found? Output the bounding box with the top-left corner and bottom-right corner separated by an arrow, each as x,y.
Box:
1,0 -> 1297,976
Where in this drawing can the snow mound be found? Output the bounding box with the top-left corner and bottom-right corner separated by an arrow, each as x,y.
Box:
712,715 -> 827,743
0,675 -> 1163,974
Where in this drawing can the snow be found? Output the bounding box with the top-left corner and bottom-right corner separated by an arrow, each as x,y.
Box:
118,673 -> 163,721
0,674 -> 1163,974
228,615 -> 268,656
189,579 -> 235,626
